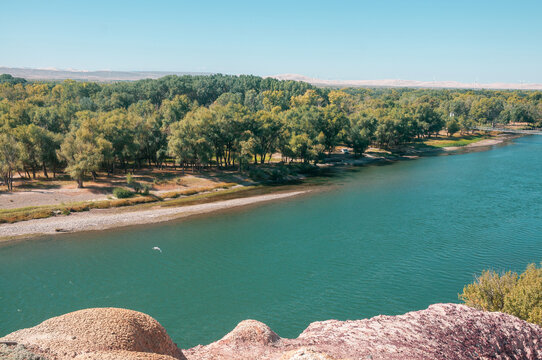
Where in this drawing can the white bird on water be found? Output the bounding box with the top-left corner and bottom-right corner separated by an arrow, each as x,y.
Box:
152,246 -> 162,253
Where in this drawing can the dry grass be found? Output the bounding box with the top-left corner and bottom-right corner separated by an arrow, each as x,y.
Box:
159,182 -> 237,199
0,183 -> 238,224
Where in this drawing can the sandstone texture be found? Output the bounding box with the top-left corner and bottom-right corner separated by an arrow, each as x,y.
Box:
2,304 -> 541,360
183,304 -> 542,360
0,308 -> 185,360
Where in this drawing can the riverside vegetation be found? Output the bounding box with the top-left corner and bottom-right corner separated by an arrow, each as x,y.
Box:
460,262 -> 542,326
0,73 -> 541,193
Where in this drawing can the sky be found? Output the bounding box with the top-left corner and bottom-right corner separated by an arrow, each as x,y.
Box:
1,0 -> 541,83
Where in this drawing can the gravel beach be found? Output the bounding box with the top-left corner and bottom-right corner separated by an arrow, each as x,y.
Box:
0,191 -> 306,243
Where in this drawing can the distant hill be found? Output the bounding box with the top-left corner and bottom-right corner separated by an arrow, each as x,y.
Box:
269,73 -> 542,90
1,67 -> 541,90
0,67 -> 211,82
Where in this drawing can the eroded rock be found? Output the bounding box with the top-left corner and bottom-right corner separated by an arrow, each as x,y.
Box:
2,304 -> 541,360
184,304 -> 542,360
0,308 -> 185,360
219,320 -> 280,346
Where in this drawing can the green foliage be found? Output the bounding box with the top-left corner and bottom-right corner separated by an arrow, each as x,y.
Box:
126,173 -> 143,193
113,187 -> 134,199
141,184 -> 150,195
0,132 -> 21,191
445,118 -> 460,136
0,74 -> 26,85
0,74 -> 539,191
503,264 -> 542,325
460,263 -> 542,325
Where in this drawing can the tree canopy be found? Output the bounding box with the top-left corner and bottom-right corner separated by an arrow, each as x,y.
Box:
0,74 -> 540,188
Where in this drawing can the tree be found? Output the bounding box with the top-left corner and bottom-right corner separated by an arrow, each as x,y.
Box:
328,90 -> 354,114
347,114 -> 376,156
445,118 -> 460,136
58,123 -> 111,188
11,124 -> 59,179
0,132 -> 20,191
250,110 -> 283,164
287,133 -> 315,163
412,102 -> 444,137
470,97 -> 504,125
168,109 -> 213,170
315,105 -> 348,153
160,94 -> 195,127
290,90 -> 323,108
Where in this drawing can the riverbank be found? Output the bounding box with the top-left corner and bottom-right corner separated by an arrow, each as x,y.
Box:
0,190 -> 307,245
0,132 -> 522,243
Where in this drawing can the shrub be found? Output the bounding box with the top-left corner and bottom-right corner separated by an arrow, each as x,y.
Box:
503,264 -> 542,325
248,168 -> 268,181
141,184 -> 151,195
126,173 -> 142,193
113,187 -> 134,199
460,262 -> 542,326
68,204 -> 90,212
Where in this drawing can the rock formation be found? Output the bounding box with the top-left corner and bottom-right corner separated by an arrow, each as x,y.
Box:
0,308 -> 185,360
1,304 -> 541,360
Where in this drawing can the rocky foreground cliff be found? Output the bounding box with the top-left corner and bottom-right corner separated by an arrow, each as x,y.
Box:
1,304 -> 541,360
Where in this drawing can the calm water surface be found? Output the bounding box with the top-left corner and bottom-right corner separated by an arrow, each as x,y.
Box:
1,136 -> 541,347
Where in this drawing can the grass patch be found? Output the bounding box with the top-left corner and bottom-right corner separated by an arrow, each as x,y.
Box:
416,134 -> 491,148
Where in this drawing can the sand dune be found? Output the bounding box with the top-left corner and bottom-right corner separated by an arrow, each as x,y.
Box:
270,73 -> 542,90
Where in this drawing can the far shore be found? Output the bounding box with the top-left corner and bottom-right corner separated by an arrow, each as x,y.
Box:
0,132 -> 523,245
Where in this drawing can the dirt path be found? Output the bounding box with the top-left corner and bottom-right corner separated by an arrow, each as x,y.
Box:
0,188 -> 111,209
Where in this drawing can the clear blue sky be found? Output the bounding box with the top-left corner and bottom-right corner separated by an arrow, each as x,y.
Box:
2,0 -> 541,83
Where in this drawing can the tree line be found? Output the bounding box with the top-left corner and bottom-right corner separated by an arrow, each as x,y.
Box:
0,73 -> 541,189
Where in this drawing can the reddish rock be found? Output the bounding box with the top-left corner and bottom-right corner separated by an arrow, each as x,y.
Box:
219,320 -> 281,346
184,304 -> 542,360
2,304 -> 540,360
0,308 -> 185,360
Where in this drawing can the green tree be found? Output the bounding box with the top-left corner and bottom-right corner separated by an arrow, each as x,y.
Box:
445,118 -> 460,136
250,110 -> 283,164
347,114 -> 376,156
168,109 -> 213,170
0,132 -> 20,191
58,123 -> 111,188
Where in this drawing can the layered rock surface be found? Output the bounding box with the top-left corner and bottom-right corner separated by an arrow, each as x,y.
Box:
1,304 -> 541,360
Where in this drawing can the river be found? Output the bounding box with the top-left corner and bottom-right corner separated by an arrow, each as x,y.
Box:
1,136 -> 541,348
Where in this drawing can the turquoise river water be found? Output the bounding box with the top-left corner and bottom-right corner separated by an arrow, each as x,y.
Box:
1,136 -> 541,348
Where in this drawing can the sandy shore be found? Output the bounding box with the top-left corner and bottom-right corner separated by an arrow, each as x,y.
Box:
442,134 -> 517,151
0,191 -> 306,243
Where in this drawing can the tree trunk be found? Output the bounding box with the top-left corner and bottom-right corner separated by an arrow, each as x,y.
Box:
43,162 -> 48,178
77,177 -> 84,188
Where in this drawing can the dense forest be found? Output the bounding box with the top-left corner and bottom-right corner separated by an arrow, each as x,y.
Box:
0,73 -> 541,189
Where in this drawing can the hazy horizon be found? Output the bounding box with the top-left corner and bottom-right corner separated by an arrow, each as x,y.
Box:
2,0 -> 542,84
